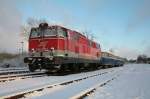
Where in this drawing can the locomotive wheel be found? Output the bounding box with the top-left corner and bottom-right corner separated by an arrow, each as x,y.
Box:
67,63 -> 79,73
28,64 -> 35,72
72,63 -> 80,72
57,64 -> 67,73
87,63 -> 96,71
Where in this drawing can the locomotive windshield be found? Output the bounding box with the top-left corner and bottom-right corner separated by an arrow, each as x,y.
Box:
30,28 -> 41,38
57,27 -> 67,37
44,28 -> 57,36
30,27 -> 67,38
30,27 -> 57,38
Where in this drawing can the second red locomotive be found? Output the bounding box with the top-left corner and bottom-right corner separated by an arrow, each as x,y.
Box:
24,23 -> 101,72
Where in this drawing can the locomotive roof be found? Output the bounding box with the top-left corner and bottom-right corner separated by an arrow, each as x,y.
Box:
50,25 -> 99,44
49,25 -> 86,37
36,23 -> 99,45
102,51 -> 124,60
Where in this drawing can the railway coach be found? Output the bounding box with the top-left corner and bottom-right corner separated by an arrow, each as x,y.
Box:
100,52 -> 124,68
24,23 -> 101,72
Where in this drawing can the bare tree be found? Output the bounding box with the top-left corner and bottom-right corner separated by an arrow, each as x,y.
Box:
82,29 -> 95,40
109,48 -> 115,54
137,54 -> 147,63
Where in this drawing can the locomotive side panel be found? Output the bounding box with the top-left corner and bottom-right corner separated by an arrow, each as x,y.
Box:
24,23 -> 102,72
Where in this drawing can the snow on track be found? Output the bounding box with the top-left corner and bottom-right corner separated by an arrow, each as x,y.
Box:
1,71 -> 111,99
0,67 -> 27,72
0,71 -> 47,83
0,67 -> 28,74
28,67 -> 122,99
1,64 -> 149,99
70,76 -> 117,99
0,70 -> 29,76
0,67 -> 121,98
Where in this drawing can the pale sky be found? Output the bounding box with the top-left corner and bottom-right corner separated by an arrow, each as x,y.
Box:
0,0 -> 150,59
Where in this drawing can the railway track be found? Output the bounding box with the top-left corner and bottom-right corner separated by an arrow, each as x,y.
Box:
0,68 -> 104,83
0,71 -> 47,83
71,75 -> 119,99
1,69 -> 116,99
0,67 -> 108,84
0,70 -> 30,76
0,68 -> 27,72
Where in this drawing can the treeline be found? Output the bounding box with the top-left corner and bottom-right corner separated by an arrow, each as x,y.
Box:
136,55 -> 150,64
0,52 -> 18,61
129,55 -> 150,64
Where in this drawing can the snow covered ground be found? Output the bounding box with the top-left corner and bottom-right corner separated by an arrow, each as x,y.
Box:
0,64 -> 150,99
87,64 -> 150,99
0,67 -> 119,98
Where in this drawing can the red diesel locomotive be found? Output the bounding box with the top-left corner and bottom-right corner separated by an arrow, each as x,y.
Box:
24,23 -> 101,72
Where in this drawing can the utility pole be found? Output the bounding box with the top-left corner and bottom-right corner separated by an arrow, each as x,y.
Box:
21,41 -> 24,56
19,48 -> 21,55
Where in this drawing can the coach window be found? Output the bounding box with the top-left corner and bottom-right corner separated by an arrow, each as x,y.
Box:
57,27 -> 67,37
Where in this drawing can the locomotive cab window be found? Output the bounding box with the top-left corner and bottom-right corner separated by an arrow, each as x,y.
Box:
57,27 -> 67,37
44,28 -> 57,36
30,28 -> 41,38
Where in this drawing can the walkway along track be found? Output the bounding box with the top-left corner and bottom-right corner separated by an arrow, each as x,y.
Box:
1,70 -> 114,99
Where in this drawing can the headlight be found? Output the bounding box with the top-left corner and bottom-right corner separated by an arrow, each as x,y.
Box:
30,48 -> 36,56
28,58 -> 33,60
51,47 -> 54,50
32,48 -> 35,51
38,59 -> 41,61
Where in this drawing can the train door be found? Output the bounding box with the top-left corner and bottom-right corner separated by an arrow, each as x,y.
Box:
63,28 -> 68,56
75,33 -> 79,58
57,27 -> 68,56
